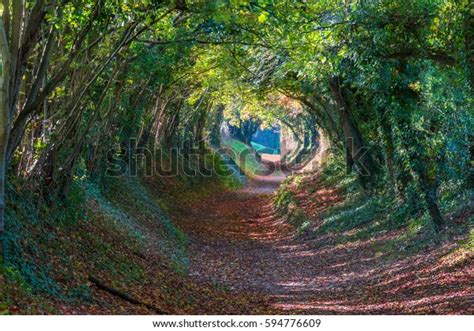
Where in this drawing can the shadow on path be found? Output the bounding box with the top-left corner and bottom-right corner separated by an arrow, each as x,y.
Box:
173,161 -> 473,314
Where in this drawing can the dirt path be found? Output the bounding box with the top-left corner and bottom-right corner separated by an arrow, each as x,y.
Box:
174,173 -> 473,314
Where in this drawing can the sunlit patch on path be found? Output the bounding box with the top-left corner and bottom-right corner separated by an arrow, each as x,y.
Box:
172,171 -> 473,314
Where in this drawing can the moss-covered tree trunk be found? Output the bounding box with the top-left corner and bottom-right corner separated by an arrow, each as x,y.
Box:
329,76 -> 378,189
0,18 -> 10,233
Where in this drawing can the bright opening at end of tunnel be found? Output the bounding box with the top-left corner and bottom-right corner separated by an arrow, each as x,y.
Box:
251,127 -> 282,163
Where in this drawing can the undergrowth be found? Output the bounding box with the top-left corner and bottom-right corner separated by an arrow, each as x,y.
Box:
275,155 -> 473,260
0,149 -> 239,314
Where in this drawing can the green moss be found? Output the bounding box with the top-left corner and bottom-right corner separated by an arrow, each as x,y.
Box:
222,139 -> 267,177
250,142 -> 278,155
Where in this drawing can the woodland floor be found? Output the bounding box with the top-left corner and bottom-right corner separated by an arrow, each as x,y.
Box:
4,160 -> 472,314
172,168 -> 474,314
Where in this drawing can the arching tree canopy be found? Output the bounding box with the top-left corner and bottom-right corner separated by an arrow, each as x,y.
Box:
0,0 -> 471,232
0,0 -> 472,317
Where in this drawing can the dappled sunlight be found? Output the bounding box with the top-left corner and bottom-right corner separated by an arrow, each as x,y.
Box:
173,170 -> 473,314
272,289 -> 472,313
1,0 -> 471,317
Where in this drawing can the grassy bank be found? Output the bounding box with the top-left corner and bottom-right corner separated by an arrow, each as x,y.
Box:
0,151 -> 260,314
274,157 -> 473,262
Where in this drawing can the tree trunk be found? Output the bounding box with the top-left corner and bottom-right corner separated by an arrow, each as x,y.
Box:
240,119 -> 260,146
0,17 -> 10,233
209,104 -> 224,148
329,76 -> 377,187
416,161 -> 445,231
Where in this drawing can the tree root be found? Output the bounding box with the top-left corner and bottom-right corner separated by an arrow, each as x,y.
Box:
88,276 -> 167,314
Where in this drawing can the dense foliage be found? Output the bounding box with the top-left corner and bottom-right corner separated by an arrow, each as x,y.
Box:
0,0 -> 472,235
